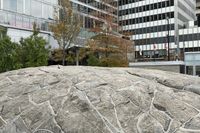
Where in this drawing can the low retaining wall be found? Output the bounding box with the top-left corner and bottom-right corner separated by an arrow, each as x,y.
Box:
129,61 -> 185,73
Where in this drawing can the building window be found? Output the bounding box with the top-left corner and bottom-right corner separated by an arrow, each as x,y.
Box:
25,0 -> 31,15
31,0 -> 42,18
17,0 -> 23,13
43,4 -> 54,19
3,0 -> 17,11
23,17 -> 30,28
16,15 -> 23,27
7,13 -> 16,26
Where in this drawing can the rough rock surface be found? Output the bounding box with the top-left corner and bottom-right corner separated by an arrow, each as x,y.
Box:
0,66 -> 200,133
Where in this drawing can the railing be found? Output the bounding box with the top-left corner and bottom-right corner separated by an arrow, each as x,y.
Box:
0,10 -> 53,32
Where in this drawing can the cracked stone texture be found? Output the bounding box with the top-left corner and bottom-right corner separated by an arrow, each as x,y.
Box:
0,66 -> 200,133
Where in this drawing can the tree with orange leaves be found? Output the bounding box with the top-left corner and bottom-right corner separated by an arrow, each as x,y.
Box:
51,0 -> 81,65
86,33 -> 134,67
85,0 -> 134,67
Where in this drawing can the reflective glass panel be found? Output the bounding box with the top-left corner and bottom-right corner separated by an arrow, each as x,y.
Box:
3,0 -> 17,11
25,0 -> 31,15
31,0 -> 42,18
17,0 -> 23,13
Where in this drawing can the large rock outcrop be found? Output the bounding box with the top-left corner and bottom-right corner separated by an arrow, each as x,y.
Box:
0,66 -> 200,133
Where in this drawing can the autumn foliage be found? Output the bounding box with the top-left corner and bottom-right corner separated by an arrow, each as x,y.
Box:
85,34 -> 134,67
84,0 -> 134,67
51,0 -> 81,65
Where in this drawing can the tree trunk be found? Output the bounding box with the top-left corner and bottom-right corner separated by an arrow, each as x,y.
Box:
105,34 -> 108,67
76,48 -> 79,66
62,48 -> 66,66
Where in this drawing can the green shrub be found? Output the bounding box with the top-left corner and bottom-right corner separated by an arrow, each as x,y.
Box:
87,54 -> 100,66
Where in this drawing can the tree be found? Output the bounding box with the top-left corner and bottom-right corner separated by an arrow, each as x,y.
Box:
50,48 -> 64,63
50,48 -> 76,65
83,0 -> 134,67
0,26 -> 20,73
87,54 -> 100,66
88,0 -> 118,33
86,34 -> 133,67
51,0 -> 81,65
18,23 -> 49,68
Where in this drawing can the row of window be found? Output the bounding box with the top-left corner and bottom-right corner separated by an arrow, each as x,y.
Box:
0,10 -> 113,32
178,1 -> 196,21
0,0 -> 57,19
71,2 -> 117,19
119,0 -> 144,6
0,0 -> 118,33
77,0 -> 117,12
120,12 -> 174,26
179,33 -> 200,42
0,11 -> 51,31
71,3 -> 117,29
141,50 -> 168,57
182,0 -> 196,10
135,36 -> 174,46
122,24 -> 174,35
119,0 -> 174,16
135,33 -> 200,46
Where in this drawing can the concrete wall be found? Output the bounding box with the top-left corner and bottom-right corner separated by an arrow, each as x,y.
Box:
132,65 -> 182,73
129,61 -> 185,73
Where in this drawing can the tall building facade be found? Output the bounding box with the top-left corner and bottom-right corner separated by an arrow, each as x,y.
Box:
71,0 -> 118,30
0,0 -> 58,47
196,0 -> 200,26
119,0 -> 198,61
0,0 -> 118,48
69,0 -> 118,46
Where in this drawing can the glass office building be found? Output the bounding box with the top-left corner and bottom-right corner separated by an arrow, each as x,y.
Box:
0,0 -> 58,47
0,0 -> 118,48
0,0 -> 57,30
69,0 -> 118,45
119,0 -> 199,61
71,0 -> 118,30
196,0 -> 200,26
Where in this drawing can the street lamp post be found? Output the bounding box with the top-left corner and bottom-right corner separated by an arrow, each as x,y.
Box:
166,16 -> 170,61
75,46 -> 80,66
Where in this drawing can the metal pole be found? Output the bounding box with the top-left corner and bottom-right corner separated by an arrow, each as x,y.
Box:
167,17 -> 170,61
193,65 -> 196,76
76,47 -> 79,66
